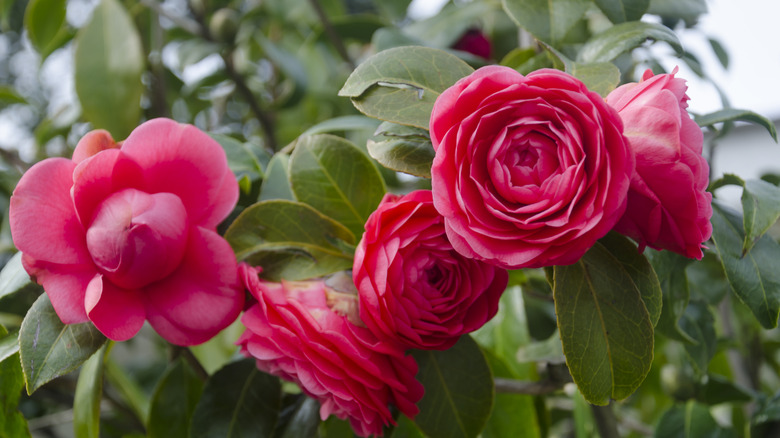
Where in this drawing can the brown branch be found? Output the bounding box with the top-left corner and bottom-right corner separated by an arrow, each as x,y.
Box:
306,0 -> 355,69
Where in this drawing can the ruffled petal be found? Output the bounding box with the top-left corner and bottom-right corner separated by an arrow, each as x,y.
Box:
72,129 -> 120,164
85,275 -> 145,341
119,118 -> 238,228
22,255 -> 96,324
142,226 -> 242,345
10,158 -> 92,266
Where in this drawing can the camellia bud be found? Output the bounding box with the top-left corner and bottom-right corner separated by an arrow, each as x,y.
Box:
452,28 -> 491,59
209,8 -> 240,43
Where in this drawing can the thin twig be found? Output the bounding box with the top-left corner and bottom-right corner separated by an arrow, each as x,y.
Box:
590,403 -> 621,438
306,0 -> 355,69
494,377 -> 566,395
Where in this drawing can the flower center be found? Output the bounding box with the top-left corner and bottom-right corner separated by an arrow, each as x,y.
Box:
86,188 -> 189,289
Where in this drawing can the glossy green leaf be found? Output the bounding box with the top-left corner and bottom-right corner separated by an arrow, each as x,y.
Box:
579,21 -> 682,63
593,0 -> 650,23
74,0 -> 144,139
411,335 -> 494,438
711,202 -> 780,329
148,358 -> 204,438
678,300 -> 716,375
697,374 -> 752,405
695,109 -> 778,142
289,134 -> 386,239
19,294 -> 108,394
0,325 -> 30,438
191,359 -> 281,438
541,43 -> 620,97
708,38 -> 729,69
210,134 -> 264,185
709,173 -> 745,193
481,350 -> 541,438
300,115 -> 381,137
552,240 -> 654,405
686,252 -> 730,305
259,154 -> 295,202
339,46 -> 474,129
647,250 -> 696,343
402,1 -> 496,48
752,390 -> 780,433
515,331 -> 565,364
0,251 -> 32,301
742,179 -> 780,253
276,396 -> 320,438
23,0 -> 65,57
0,328 -> 19,363
73,345 -> 107,438
224,200 -> 355,281
599,233 -> 663,326
655,401 -> 737,438
105,357 -> 150,425
502,0 -> 591,47
367,122 -> 434,178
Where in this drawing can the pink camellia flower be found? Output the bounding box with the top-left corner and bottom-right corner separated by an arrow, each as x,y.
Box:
237,265 -> 423,437
9,118 -> 244,345
353,190 -> 507,350
606,69 -> 712,259
430,65 -> 634,269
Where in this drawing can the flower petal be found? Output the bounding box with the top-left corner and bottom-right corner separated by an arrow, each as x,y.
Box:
85,275 -> 145,341
22,255 -> 95,324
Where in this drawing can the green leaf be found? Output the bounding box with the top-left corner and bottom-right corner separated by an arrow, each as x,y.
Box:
148,358 -> 204,438
647,0 -> 707,25
367,122 -> 435,178
593,0 -> 650,23
0,328 -> 19,363
191,358 -> 281,438
481,350 -> 540,438
695,109 -> 778,142
74,0 -> 144,139
289,134 -> 386,239
0,252 -> 32,301
742,179 -> 780,254
540,43 -> 620,96
578,21 -> 682,63
708,38 -> 729,69
697,374 -> 752,405
753,390 -> 780,433
104,357 -> 150,425
0,324 -> 31,438
515,331 -> 565,364
0,86 -> 26,106
710,202 -> 780,329
655,401 -> 737,438
259,154 -> 295,202
502,0 -> 591,47
709,173 -> 745,192
599,233 -> 663,327
402,1 -> 496,48
275,396 -> 320,438
411,335 -> 494,438
224,200 -> 355,281
23,0 -> 65,57
210,134 -> 264,185
19,294 -> 108,394
300,115 -> 381,137
339,46 -> 474,129
678,300 -> 716,375
647,250 -> 696,343
73,345 -> 107,438
552,240 -> 654,405
686,252 -> 730,305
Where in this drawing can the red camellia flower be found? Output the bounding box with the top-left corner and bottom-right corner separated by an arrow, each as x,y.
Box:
353,190 -> 507,350
9,118 -> 244,345
606,68 -> 712,259
237,265 -> 423,437
430,65 -> 634,269
452,28 -> 491,59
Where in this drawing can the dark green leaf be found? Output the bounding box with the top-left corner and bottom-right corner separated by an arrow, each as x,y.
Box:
104,357 -> 150,425
191,359 -> 281,438
678,300 -> 716,375
593,0 -> 650,23
647,0 -> 707,25
648,250 -> 696,343
411,335 -> 494,438
73,345 -> 107,438
259,154 -> 295,202
367,122 -> 435,178
578,21 -> 682,63
655,401 -> 737,438
300,115 -> 381,137
711,202 -> 780,329
148,358 -> 204,438
696,109 -> 778,142
540,43 -> 620,96
499,48 -> 537,70
289,134 -> 386,239
319,416 -> 354,438
0,328 -> 19,363
224,200 -> 355,281
210,134 -> 264,185
753,390 -> 780,432
19,294 -> 108,394
274,396 -> 320,438
0,252 -> 32,301
402,1 -> 496,48
481,350 -> 540,438
697,374 -> 752,405
686,252 -> 730,305
74,0 -> 144,139
552,240 -> 654,405
708,38 -> 729,69
389,415 -> 425,438
742,179 -> 780,253
502,0 -> 591,47
23,0 -> 65,57
0,325 -> 30,438
709,173 -> 745,192
339,46 -> 474,129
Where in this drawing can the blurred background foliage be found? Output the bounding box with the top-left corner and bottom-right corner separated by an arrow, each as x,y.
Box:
2,0 -> 780,437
